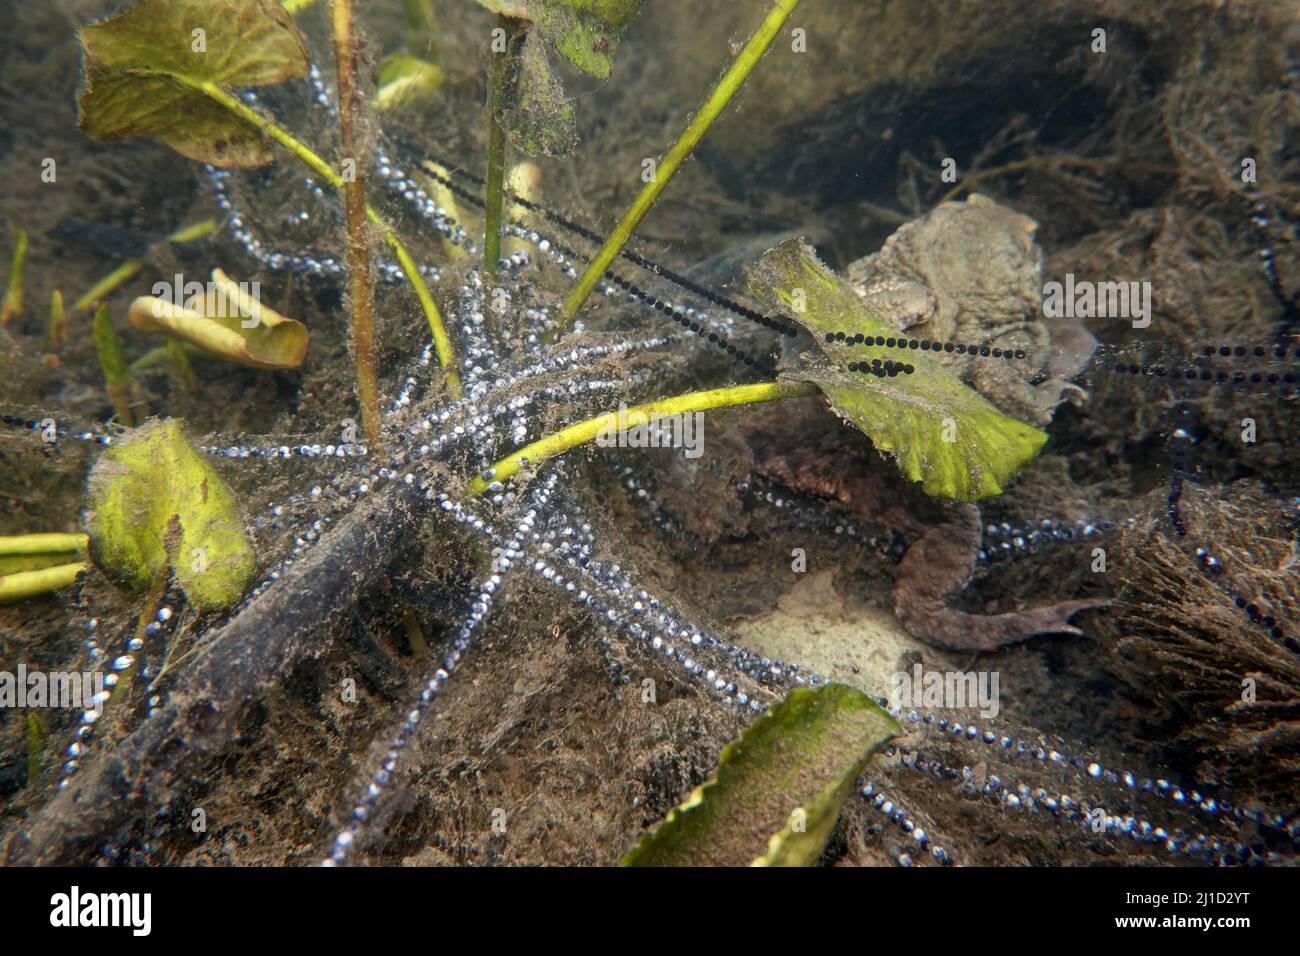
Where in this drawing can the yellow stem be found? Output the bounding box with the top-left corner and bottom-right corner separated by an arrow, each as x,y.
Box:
1,227 -> 29,326
48,289 -> 67,346
72,219 -> 216,313
557,0 -> 801,329
0,533 -> 88,556
0,562 -> 86,604
471,380 -> 816,493
195,81 -> 460,395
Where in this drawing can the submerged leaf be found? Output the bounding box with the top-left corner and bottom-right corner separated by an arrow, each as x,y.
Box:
478,0 -> 644,78
77,0 -> 309,167
87,419 -> 256,611
501,36 -> 578,157
374,53 -> 445,111
748,238 -> 1047,502
129,269 -> 309,369
622,684 -> 898,866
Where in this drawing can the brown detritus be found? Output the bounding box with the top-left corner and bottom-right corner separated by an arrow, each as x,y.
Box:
1054,202 -> 1300,493
1108,484 -> 1300,807
0,484 -> 427,866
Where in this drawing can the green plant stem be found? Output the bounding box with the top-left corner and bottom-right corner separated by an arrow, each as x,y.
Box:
74,260 -> 142,313
24,713 -> 47,785
72,219 -> 216,313
1,227 -> 29,326
471,380 -> 816,493
557,0 -> 801,330
190,79 -> 460,396
483,15 -> 516,280
402,0 -> 437,56
92,302 -> 138,426
165,336 -> 198,392
48,289 -> 67,347
331,0 -> 381,449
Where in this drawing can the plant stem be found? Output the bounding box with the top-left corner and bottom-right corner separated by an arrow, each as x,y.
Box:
402,0 -> 437,54
72,219 -> 217,313
92,303 -> 138,426
0,563 -> 86,604
165,336 -> 198,392
483,15 -> 516,280
24,713 -> 47,784
0,532 -> 88,556
100,587 -> 163,719
331,0 -> 381,449
557,0 -> 801,330
471,380 -> 816,493
192,80 -> 460,396
48,290 -> 67,347
1,227 -> 29,326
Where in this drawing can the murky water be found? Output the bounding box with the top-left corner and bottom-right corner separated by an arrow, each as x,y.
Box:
0,0 -> 1297,869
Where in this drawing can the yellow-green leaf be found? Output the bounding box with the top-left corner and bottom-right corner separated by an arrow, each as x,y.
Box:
129,269 -> 308,369
501,34 -> 578,157
748,238 -> 1048,501
77,0 -> 310,167
374,53 -> 445,111
87,419 -> 256,611
621,684 -> 898,867
477,0 -> 644,79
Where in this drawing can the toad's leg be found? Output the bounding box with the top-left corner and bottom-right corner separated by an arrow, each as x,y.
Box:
893,504 -> 1104,651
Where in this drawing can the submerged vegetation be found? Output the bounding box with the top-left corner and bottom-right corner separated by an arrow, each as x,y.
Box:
0,0 -> 1297,867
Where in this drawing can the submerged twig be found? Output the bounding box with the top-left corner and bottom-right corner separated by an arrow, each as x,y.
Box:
483,15 -> 519,280
1,485 -> 427,866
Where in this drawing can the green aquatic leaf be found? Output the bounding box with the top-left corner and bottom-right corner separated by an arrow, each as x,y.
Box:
748,238 -> 1048,502
374,53 -> 445,112
621,684 -> 898,867
87,419 -> 256,611
501,34 -> 578,157
129,268 -> 309,370
77,0 -> 310,167
478,0 -> 644,78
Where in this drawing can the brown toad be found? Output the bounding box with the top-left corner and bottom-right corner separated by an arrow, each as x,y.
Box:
746,195 -> 1100,650
727,398 -> 1101,653
649,196 -> 1102,650
845,193 -> 1096,426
